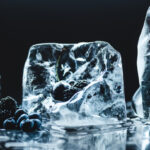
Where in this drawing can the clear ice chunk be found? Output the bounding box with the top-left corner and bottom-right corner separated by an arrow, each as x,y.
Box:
22,41 -> 126,122
133,7 -> 150,118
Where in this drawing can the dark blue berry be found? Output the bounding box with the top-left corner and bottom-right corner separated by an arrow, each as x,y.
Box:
17,114 -> 28,125
29,113 -> 42,121
20,119 -> 34,132
32,119 -> 41,129
3,118 -> 16,129
15,109 -> 27,120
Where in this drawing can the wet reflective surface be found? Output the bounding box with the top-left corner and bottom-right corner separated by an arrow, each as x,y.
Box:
0,118 -> 150,150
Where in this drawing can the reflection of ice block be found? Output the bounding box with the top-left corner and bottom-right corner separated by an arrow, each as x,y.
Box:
0,125 -> 127,150
23,41 -> 126,121
133,7 -> 150,118
62,129 -> 126,150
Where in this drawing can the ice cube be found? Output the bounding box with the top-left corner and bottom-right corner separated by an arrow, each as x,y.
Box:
22,41 -> 126,121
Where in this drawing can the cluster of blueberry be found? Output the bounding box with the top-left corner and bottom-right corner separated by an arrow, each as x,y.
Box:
3,109 -> 42,132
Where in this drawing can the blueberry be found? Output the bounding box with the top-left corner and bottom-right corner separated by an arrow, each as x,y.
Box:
17,114 -> 28,125
19,119 -> 26,129
32,119 -> 41,129
15,109 -> 27,120
3,118 -> 16,129
20,119 -> 34,132
29,113 -> 42,121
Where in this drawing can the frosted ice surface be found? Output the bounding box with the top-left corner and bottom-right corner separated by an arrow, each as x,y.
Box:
133,7 -> 150,118
22,41 -> 126,122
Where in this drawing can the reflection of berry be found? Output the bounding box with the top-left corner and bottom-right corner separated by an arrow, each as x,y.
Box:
3,118 -> 16,129
0,96 -> 17,127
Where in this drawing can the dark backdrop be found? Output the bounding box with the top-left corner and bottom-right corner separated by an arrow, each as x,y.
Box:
0,0 -> 149,104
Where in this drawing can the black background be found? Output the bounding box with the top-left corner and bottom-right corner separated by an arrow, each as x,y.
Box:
0,0 -> 149,104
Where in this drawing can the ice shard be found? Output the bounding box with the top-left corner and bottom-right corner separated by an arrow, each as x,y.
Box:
133,7 -> 150,118
22,41 -> 126,121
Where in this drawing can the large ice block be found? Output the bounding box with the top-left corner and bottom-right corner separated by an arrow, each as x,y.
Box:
22,41 -> 126,121
133,7 -> 150,118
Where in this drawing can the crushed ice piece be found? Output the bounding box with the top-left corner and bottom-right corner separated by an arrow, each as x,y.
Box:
22,41 -> 126,123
